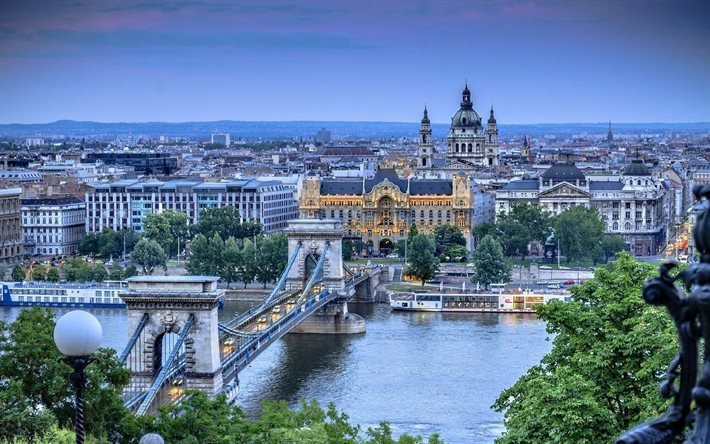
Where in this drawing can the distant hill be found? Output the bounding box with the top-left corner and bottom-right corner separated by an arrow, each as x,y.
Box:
1,120 -> 709,139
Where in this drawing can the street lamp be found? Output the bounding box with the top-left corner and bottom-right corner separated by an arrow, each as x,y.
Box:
53,310 -> 103,444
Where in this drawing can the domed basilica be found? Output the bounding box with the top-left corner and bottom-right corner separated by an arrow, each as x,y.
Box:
417,83 -> 499,170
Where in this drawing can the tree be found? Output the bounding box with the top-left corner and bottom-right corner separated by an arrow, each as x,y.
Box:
132,239 -> 167,275
395,239 -> 407,258
446,244 -> 469,262
31,264 -> 47,281
195,206 -> 263,241
144,210 -> 189,257
432,224 -> 467,258
78,233 -> 99,256
237,239 -> 257,288
471,235 -> 511,289
92,265 -> 108,282
493,254 -> 677,443
123,264 -> 138,279
600,235 -> 627,263
405,234 -> 439,286
497,220 -> 531,258
0,263 -> 7,280
555,205 -> 605,263
342,240 -> 353,261
186,233 -> 211,275
0,308 -> 131,441
11,264 -> 25,281
46,267 -> 60,282
472,222 -> 496,244
503,203 -> 553,245
407,223 -> 419,244
98,228 -> 120,258
254,234 -> 288,288
108,268 -> 124,281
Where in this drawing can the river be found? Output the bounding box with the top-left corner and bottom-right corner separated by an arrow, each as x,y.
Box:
1,302 -> 551,444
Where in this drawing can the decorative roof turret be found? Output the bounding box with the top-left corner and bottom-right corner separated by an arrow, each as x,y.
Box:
488,106 -> 496,124
421,106 -> 430,124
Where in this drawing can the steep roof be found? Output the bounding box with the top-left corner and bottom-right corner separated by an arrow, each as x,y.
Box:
320,168 -> 453,196
589,181 -> 625,191
501,179 -> 539,191
542,162 -> 586,181
624,159 -> 651,176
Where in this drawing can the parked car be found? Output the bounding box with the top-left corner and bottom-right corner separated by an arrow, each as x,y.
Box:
540,265 -> 552,269
547,284 -> 561,289
386,253 -> 400,258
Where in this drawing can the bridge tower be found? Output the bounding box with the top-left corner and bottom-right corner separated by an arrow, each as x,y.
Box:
284,219 -> 346,294
121,276 -> 224,395
283,219 -> 365,334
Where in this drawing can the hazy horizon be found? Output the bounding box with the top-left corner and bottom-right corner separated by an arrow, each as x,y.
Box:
2,0 -> 709,124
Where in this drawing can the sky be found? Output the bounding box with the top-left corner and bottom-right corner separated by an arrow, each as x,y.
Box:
1,0 -> 709,124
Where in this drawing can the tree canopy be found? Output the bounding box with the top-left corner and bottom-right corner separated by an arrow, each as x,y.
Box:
471,235 -> 511,288
493,254 -> 677,443
405,234 -> 439,285
194,206 -> 263,241
432,224 -> 467,258
144,210 -> 189,258
554,205 -> 605,263
132,239 -> 168,275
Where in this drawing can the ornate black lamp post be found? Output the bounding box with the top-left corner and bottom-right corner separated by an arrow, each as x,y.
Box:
617,184 -> 710,443
53,310 -> 103,444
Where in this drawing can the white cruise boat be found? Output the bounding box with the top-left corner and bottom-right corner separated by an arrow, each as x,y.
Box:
389,292 -> 569,313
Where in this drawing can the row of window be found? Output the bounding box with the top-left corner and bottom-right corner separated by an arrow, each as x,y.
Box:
14,295 -> 122,304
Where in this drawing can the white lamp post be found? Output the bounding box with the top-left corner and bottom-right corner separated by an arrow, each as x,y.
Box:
53,310 -> 103,444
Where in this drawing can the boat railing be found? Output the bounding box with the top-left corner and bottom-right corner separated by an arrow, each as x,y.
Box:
3,281 -> 128,290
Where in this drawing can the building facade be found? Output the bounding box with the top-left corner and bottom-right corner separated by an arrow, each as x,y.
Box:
0,188 -> 24,264
85,178 -> 299,234
495,161 -> 668,255
446,83 -> 499,168
299,168 -> 476,253
21,196 -> 86,256
82,152 -> 178,175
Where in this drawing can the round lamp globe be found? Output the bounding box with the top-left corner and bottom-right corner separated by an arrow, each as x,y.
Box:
54,310 -> 103,357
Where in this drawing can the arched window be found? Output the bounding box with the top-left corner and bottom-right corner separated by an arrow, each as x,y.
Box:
476,143 -> 480,152
625,222 -> 631,231
637,180 -> 641,185
462,117 -> 467,125
468,143 -> 472,153
613,222 -> 618,230
455,143 -> 459,152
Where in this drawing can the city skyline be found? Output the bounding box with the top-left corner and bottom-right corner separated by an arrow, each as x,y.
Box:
1,0 -> 709,124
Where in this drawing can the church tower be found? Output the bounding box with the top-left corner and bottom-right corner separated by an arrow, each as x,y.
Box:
417,106 -> 433,169
485,106 -> 499,166
606,121 -> 614,143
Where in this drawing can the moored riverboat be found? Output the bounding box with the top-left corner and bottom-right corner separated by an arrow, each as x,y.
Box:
389,292 -> 569,313
1,281 -> 128,308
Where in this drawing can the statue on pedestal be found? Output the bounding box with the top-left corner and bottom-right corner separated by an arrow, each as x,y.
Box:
543,229 -> 557,263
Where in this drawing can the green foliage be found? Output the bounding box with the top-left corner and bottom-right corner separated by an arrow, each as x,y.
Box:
493,254 -> 677,443
92,266 -> 108,283
11,265 -> 24,281
432,224 -> 466,258
0,308 -> 131,441
64,258 -> 94,282
395,239 -> 407,258
194,206 -> 263,241
445,244 -> 468,262
405,234 -> 439,285
0,264 -> 6,280
254,234 -> 288,288
80,229 -> 141,258
600,235 -> 627,263
144,210 -> 189,257
554,205 -> 605,263
472,221 -> 496,241
407,223 -> 419,244
496,220 -> 530,258
46,267 -> 60,282
109,268 -> 124,281
503,203 -> 553,244
343,240 -> 353,261
471,235 -> 511,288
31,264 -> 47,281
78,233 -> 99,256
123,264 -> 138,279
132,239 -> 168,275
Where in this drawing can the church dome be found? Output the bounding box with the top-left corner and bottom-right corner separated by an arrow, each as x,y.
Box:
450,83 -> 482,130
624,159 -> 651,176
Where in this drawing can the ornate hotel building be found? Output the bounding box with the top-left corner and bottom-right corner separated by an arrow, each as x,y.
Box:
0,188 -> 24,264
495,160 -> 668,256
300,168 -> 475,253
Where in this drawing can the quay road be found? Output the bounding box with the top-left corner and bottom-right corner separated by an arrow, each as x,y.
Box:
1,300 -> 552,444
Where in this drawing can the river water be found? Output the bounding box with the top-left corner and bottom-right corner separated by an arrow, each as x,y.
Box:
1,302 -> 551,444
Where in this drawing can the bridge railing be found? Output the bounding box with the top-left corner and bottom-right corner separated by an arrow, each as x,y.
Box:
119,313 -> 148,363
221,288 -> 334,383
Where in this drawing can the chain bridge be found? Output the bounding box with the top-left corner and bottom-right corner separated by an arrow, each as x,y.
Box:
118,219 -> 379,415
